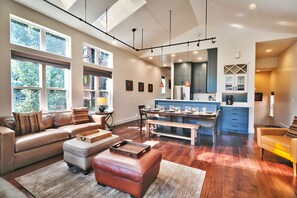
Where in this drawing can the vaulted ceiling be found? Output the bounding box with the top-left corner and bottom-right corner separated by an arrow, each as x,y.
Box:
14,0 -> 297,66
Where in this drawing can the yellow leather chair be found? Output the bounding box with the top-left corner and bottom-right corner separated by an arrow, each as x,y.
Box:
257,125 -> 297,176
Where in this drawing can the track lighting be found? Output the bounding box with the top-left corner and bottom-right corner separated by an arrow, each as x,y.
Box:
212,38 -> 216,44
197,41 -> 200,47
151,48 -> 153,53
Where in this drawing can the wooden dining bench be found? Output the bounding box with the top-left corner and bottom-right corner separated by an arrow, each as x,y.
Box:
145,119 -> 200,145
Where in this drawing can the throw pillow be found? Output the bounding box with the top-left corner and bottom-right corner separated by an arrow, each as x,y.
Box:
42,114 -> 54,129
13,111 -> 45,136
3,118 -> 16,130
53,112 -> 73,128
285,116 -> 297,138
72,107 -> 90,125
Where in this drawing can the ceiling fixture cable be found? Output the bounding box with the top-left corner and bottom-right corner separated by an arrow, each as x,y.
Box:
205,0 -> 208,39
105,8 -> 108,33
43,0 -> 216,52
132,28 -> 136,48
84,0 -> 87,21
141,28 -> 144,49
169,10 -> 172,45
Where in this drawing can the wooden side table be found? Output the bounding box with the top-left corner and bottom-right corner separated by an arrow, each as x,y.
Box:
96,110 -> 114,131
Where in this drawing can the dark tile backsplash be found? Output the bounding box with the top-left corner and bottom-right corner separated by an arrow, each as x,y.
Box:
222,93 -> 247,102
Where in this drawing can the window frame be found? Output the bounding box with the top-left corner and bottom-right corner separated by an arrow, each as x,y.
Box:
83,43 -> 113,68
11,59 -> 71,113
83,74 -> 113,113
10,15 -> 71,58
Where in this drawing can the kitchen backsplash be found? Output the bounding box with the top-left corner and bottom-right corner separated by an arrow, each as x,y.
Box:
222,92 -> 247,102
193,93 -> 216,101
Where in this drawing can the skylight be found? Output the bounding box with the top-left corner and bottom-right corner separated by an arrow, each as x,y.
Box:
92,0 -> 147,32
49,0 -> 77,10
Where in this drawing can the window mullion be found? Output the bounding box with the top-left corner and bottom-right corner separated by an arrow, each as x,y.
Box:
42,64 -> 47,112
40,29 -> 46,51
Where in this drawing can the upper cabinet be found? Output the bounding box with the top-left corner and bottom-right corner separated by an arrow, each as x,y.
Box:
207,48 -> 217,93
224,64 -> 247,92
173,48 -> 218,94
174,62 -> 192,85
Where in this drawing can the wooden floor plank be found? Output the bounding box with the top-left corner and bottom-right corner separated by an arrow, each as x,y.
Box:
2,120 -> 297,198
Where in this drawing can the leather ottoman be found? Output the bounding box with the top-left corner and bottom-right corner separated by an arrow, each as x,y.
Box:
92,149 -> 162,198
63,135 -> 120,174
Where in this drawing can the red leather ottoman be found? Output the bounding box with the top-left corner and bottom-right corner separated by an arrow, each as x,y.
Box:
92,149 -> 162,198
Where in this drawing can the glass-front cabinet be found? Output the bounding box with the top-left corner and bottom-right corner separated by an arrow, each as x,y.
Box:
224,64 -> 247,92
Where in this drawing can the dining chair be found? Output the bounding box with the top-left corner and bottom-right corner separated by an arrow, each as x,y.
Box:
138,105 -> 158,133
196,110 -> 220,143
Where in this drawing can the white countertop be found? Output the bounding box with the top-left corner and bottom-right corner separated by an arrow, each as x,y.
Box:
220,102 -> 249,108
155,99 -> 220,103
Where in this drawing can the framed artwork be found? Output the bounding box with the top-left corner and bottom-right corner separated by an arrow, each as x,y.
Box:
255,92 -> 263,101
148,84 -> 153,92
138,82 -> 144,92
126,80 -> 133,91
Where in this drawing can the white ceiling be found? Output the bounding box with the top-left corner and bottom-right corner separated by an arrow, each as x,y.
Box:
14,0 -> 297,67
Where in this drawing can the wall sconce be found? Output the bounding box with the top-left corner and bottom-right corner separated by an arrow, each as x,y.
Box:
97,97 -> 107,112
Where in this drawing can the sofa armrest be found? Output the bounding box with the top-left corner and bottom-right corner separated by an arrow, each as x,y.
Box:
89,115 -> 106,130
291,138 -> 297,163
0,127 -> 15,174
257,127 -> 289,147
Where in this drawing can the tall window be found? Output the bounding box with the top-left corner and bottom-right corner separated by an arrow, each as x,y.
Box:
10,15 -> 71,113
83,74 -> 112,112
83,43 -> 113,68
11,58 -> 70,113
10,15 -> 71,57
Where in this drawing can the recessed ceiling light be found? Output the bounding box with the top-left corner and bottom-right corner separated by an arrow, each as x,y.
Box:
148,57 -> 153,60
266,49 -> 272,53
198,57 -> 203,61
163,64 -> 167,67
192,51 -> 198,54
112,39 -> 117,45
178,59 -> 182,62
231,24 -> 243,28
171,54 -> 176,57
256,69 -> 261,72
249,3 -> 257,10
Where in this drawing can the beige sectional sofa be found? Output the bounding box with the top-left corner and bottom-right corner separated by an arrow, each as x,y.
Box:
0,111 -> 105,174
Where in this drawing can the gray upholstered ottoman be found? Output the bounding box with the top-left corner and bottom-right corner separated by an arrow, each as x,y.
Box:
63,134 -> 120,174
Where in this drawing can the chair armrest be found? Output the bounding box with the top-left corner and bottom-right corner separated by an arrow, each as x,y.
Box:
0,126 -> 15,174
89,115 -> 106,130
257,127 -> 289,148
291,138 -> 297,163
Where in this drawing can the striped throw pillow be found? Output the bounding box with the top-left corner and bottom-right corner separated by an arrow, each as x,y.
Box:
72,108 -> 89,125
285,116 -> 297,138
13,111 -> 45,136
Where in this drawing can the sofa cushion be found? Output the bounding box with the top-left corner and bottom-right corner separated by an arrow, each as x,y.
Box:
13,111 -> 45,136
42,114 -> 54,129
262,135 -> 291,153
53,112 -> 73,128
285,116 -> 297,138
58,122 -> 101,138
15,128 -> 69,152
72,107 -> 89,125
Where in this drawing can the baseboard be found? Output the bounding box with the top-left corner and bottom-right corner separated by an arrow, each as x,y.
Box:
114,117 -> 139,126
279,122 -> 289,128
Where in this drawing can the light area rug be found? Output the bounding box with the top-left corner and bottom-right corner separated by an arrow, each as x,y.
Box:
16,160 -> 206,198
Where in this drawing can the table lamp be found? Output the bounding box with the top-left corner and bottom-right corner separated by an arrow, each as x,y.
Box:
97,97 -> 107,112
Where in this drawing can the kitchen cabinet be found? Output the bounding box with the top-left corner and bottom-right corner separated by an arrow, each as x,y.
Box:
220,106 -> 249,133
224,64 -> 247,92
192,62 -> 207,93
174,62 -> 192,85
207,48 -> 217,93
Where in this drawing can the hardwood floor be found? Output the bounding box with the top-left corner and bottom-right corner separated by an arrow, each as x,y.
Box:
2,120 -> 297,198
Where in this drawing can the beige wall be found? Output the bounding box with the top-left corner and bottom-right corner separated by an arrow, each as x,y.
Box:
0,0 -> 163,125
270,42 -> 297,127
254,72 -> 271,125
